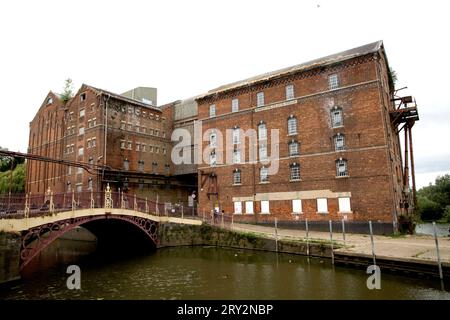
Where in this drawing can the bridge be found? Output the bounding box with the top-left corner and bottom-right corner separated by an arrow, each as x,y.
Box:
0,184 -> 202,270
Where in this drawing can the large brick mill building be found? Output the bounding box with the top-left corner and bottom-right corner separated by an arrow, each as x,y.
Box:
26,41 -> 418,227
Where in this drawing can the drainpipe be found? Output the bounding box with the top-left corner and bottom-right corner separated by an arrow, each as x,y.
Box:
102,94 -> 111,189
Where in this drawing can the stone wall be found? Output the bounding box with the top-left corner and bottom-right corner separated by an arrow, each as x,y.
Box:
0,232 -> 21,284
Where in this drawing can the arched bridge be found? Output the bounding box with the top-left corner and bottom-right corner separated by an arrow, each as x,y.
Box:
0,185 -> 202,270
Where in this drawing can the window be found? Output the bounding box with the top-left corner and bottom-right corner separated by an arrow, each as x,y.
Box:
234,202 -> 242,214
292,199 -> 302,214
78,147 -> 84,156
135,126 -> 140,133
232,98 -> 239,112
155,130 -> 159,137
233,149 -> 241,164
162,131 -> 166,138
164,164 -> 170,174
259,143 -> 267,160
88,157 -> 94,168
76,184 -> 83,193
260,166 -> 269,182
286,84 -> 294,100
232,127 -> 240,144
245,201 -> 254,214
142,144 -> 146,152
138,160 -> 144,172
136,143 -> 141,152
155,147 -> 159,153
127,123 -> 133,131
47,97 -> 53,105
80,93 -> 86,102
334,134 -> 345,151
149,146 -> 154,153
68,166 -> 72,175
290,163 -> 300,181
78,126 -> 84,136
162,148 -> 167,155
317,198 -> 328,213
261,200 -> 270,214
210,131 -> 217,147
331,107 -> 343,127
120,140 -> 126,149
88,178 -> 93,191
127,141 -> 132,150
336,158 -> 348,177
138,179 -> 144,191
123,159 -> 129,170
233,169 -> 241,184
258,122 -> 267,140
152,162 -> 158,173
87,120 -> 92,128
287,115 -> 297,135
209,104 -> 216,117
87,139 -> 92,148
79,109 -> 85,118
142,127 -> 147,134
77,167 -> 83,175
338,197 -> 351,212
210,152 -> 217,166
92,118 -> 96,126
328,74 -> 339,90
256,92 -> 265,107
67,182 -> 71,192
91,138 -> 96,147
289,140 -> 299,156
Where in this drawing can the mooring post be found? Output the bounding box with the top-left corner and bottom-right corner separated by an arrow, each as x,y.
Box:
156,194 -> 159,216
231,214 -> 234,229
181,205 -> 184,219
24,193 -> 29,218
221,213 -> 224,228
341,218 -> 346,246
369,220 -> 376,266
305,218 -> 309,256
329,220 -> 334,265
71,190 -> 75,212
274,218 -> 279,253
433,222 -> 444,280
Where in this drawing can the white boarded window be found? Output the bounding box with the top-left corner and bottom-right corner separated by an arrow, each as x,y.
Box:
232,98 -> 239,112
338,197 -> 351,212
286,84 -> 294,100
256,92 -> 265,107
245,201 -> 254,214
209,104 -> 216,117
329,74 -> 339,89
317,198 -> 328,213
234,202 -> 242,214
261,200 -> 270,214
292,199 -> 302,214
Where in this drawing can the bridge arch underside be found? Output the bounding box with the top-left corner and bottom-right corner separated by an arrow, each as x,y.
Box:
20,215 -> 158,270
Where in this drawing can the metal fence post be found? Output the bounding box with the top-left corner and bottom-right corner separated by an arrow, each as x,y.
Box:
181,205 -> 184,219
329,220 -> 334,265
275,218 -> 279,253
433,222 -> 444,280
305,218 -> 309,256
369,220 -> 376,266
341,218 -> 346,246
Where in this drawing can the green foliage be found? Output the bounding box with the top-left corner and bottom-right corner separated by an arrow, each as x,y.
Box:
60,78 -> 74,103
416,174 -> 450,221
388,67 -> 397,92
0,163 -> 25,194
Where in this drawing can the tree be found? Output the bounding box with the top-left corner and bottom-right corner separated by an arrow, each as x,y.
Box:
416,174 -> 450,221
60,78 -> 74,102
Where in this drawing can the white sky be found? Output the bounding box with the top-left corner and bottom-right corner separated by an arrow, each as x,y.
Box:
0,0 -> 449,188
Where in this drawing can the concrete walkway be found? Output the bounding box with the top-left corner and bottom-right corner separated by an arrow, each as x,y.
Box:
231,223 -> 450,264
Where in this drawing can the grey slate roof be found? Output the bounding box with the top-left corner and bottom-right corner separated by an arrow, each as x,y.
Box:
198,41 -> 383,99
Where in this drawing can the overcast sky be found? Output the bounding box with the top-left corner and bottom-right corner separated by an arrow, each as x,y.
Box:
0,0 -> 449,188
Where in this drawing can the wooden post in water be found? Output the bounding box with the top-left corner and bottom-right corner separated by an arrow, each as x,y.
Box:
329,220 -> 334,265
305,218 -> 309,256
433,222 -> 444,280
181,205 -> 184,219
369,221 -> 376,266
274,218 -> 279,253
341,218 -> 346,246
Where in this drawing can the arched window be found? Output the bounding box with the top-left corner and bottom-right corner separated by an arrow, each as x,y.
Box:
210,130 -> 217,147
290,163 -> 300,181
46,97 -> 53,105
334,133 -> 345,151
233,169 -> 241,185
232,126 -> 240,144
260,166 -> 269,182
336,158 -> 348,177
287,115 -> 297,135
289,140 -> 299,156
258,121 -> 267,140
331,107 -> 343,127
233,149 -> 241,164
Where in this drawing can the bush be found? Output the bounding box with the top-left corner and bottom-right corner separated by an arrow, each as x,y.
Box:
443,206 -> 450,223
417,195 -> 442,221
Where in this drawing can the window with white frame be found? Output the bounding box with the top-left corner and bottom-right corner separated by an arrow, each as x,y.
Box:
331,107 -> 343,127
78,126 -> 84,136
210,152 -> 217,166
288,115 -> 297,135
286,84 -> 294,100
292,199 -> 302,214
336,158 -> 348,177
259,143 -> 267,160
289,140 -> 299,156
317,198 -> 328,213
77,167 -> 83,175
334,134 -> 345,151
88,178 -> 93,191
209,104 -> 216,117
260,166 -> 269,182
256,92 -> 265,107
79,109 -> 85,118
80,93 -> 86,102
127,141 -> 132,150
136,143 -> 141,152
120,140 -> 126,149
138,160 -> 144,172
328,74 -> 339,89
290,163 -> 300,181
232,127 -> 240,144
258,122 -> 267,140
87,139 -> 92,148
210,130 -> 217,147
234,201 -> 242,214
232,98 -> 239,112
233,169 -> 241,184
91,138 -> 96,147
127,123 -> 133,131
123,159 -> 129,170
245,201 -> 254,214
76,184 -> 83,193
78,147 -> 84,156
338,197 -> 351,212
233,149 -> 241,164
261,200 -> 270,214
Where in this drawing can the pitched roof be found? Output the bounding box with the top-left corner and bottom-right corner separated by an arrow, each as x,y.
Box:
82,84 -> 161,111
198,41 -> 384,99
